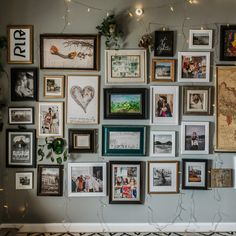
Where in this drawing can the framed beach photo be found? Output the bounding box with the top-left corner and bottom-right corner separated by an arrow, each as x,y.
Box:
37,165 -> 63,196
68,163 -> 106,197
44,75 -> 64,98
150,86 -> 179,125
40,34 -> 100,70
105,49 -> 147,85
8,107 -> 34,125
37,102 -> 64,138
148,161 -> 179,194
182,159 -> 208,190
189,29 -> 213,50
183,86 -> 212,115
67,75 -> 99,124
11,67 -> 38,101
102,126 -> 146,156
7,25 -> 33,64
104,88 -> 148,119
6,129 -> 36,168
109,161 -> 144,204
151,59 -> 175,83
178,52 -> 210,82
15,172 -> 33,190
150,131 -> 175,157
210,169 -> 233,188
181,122 -> 209,155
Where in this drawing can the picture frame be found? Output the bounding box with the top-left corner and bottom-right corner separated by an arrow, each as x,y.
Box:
6,129 -> 36,168
105,49 -> 147,85
150,131 -> 175,157
182,159 -> 208,190
66,75 -> 99,124
44,75 -> 64,98
40,34 -> 100,70
102,126 -> 146,156
215,66 -> 236,152
37,165 -> 63,196
11,67 -> 38,101
189,29 -> 213,50
183,86 -> 212,115
148,161 -> 179,194
8,107 -> 34,125
178,52 -> 210,82
181,121 -> 209,155
210,169 -> 233,188
103,88 -> 148,119
68,163 -> 106,197
150,86 -> 179,125
151,59 -> 175,83
15,171 -> 33,190
68,129 -> 96,153
37,102 -> 64,138
7,25 -> 33,64
109,161 -> 144,204
154,30 -> 174,57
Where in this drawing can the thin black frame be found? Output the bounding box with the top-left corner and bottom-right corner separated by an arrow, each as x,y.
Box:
8,107 -> 34,125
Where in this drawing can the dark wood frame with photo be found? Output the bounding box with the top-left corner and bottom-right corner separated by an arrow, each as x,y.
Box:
8,107 -> 34,125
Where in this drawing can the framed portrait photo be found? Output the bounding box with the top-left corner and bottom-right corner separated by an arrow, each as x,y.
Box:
40,34 -> 100,70
37,102 -> 64,138
68,163 -> 106,197
104,88 -> 148,119
44,75 -> 64,98
150,86 -> 179,125
6,129 -> 36,168
210,169 -> 233,188
148,161 -> 179,194
7,25 -> 33,64
183,86 -> 212,115
37,165 -> 63,196
178,52 -> 210,82
8,107 -> 34,125
181,122 -> 209,155
102,126 -> 146,156
15,172 -> 33,190
11,67 -> 38,101
105,49 -> 147,85
66,75 -> 99,124
182,159 -> 208,190
109,161 -> 144,204
189,29 -> 213,50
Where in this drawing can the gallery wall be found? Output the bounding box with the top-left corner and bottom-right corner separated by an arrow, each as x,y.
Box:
0,0 -> 236,224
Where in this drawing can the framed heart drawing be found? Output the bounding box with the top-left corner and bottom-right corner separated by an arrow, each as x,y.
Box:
66,75 -> 99,124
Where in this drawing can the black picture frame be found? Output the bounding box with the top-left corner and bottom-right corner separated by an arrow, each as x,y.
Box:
104,88 -> 148,119
8,107 -> 34,125
154,31 -> 174,57
11,67 -> 38,101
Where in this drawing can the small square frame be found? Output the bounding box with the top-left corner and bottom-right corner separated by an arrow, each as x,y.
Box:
15,171 -> 34,190
44,75 -> 64,98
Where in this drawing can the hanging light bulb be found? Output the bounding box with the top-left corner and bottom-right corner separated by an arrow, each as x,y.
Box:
135,8 -> 144,16
87,8 -> 90,12
128,11 -> 133,17
170,6 -> 174,12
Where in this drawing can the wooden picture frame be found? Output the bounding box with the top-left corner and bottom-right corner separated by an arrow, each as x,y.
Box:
189,29 -> 213,50
44,75 -> 64,98
210,169 -> 233,188
15,171 -> 34,190
8,107 -> 34,125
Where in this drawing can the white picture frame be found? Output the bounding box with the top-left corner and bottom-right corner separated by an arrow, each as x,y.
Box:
189,29 -> 213,50
15,172 -> 33,190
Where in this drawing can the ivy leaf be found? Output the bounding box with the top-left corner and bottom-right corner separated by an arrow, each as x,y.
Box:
47,143 -> 52,150
51,157 -> 55,162
63,150 -> 68,162
56,157 -> 62,164
46,151 -> 52,159
37,148 -> 44,157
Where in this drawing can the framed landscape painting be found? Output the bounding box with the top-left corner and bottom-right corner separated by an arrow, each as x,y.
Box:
189,29 -> 213,50
44,75 -> 64,98
8,107 -> 34,125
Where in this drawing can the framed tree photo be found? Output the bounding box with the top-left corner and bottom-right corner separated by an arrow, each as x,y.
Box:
44,75 -> 64,98
8,107 -> 34,125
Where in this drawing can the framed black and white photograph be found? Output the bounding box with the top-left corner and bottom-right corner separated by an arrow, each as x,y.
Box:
44,75 -> 64,98
189,29 -> 213,50
8,107 -> 34,125
11,67 -> 38,101
15,172 -> 33,190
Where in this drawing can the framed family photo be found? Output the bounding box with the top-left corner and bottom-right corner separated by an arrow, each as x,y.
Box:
109,161 -> 144,204
189,29 -> 213,50
8,107 -> 34,125
68,163 -> 106,197
105,49 -> 147,85
15,172 -> 33,190
44,75 -> 64,98
210,169 -> 233,188
67,75 -> 99,124
40,34 -> 100,70
148,161 -> 179,194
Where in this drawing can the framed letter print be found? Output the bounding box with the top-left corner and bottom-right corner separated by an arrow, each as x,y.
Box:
68,163 -> 106,197
150,86 -> 179,125
178,52 -> 210,82
148,161 -> 179,194
8,107 -> 34,125
189,29 -> 213,50
40,34 -> 100,70
67,75 -> 99,124
105,49 -> 147,85
181,122 -> 209,155
182,159 -> 208,190
109,161 -> 144,204
15,172 -> 33,190
44,75 -> 64,98
7,25 -> 33,64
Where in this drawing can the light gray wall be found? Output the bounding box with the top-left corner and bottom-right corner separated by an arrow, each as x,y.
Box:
1,0 -> 236,224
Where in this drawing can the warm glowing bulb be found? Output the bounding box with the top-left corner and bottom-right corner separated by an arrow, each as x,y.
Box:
65,0 -> 71,2
106,12 -> 110,16
67,22 -> 71,25
3,205 -> 8,208
135,8 -> 144,16
87,8 -> 90,12
128,11 -> 133,17
201,26 -> 204,30
170,6 -> 174,12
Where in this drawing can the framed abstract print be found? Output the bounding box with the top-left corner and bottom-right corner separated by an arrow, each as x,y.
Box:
44,75 -> 64,98
8,107 -> 34,125
210,169 -> 233,188
15,172 -> 33,190
189,29 -> 213,50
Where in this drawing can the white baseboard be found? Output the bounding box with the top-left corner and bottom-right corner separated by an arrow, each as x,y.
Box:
1,223 -> 236,232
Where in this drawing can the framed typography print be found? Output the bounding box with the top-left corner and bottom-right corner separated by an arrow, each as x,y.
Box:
189,29 -> 213,50
7,25 -> 33,64
15,172 -> 33,190
105,49 -> 147,84
109,161 -> 144,204
67,75 -> 99,124
6,129 -> 36,168
44,75 -> 64,98
40,34 -> 100,70
8,107 -> 34,125
210,169 -> 233,188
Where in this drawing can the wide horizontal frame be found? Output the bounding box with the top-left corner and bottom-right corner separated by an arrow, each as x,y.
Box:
8,107 -> 34,125
189,29 -> 213,50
